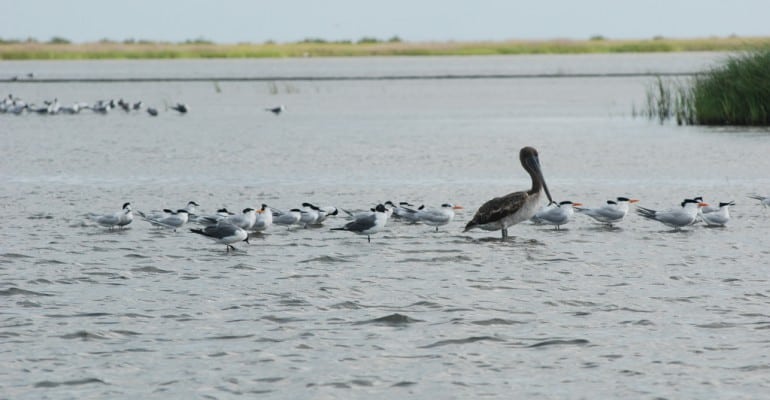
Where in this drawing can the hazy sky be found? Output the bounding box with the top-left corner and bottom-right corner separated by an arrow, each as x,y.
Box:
2,0 -> 768,43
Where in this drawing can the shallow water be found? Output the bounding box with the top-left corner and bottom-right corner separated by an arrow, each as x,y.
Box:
2,54 -> 770,399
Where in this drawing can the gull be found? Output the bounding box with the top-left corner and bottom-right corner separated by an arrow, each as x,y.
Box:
415,203 -> 464,231
531,200 -> 582,230
331,204 -> 388,242
88,202 -> 133,229
576,197 -> 639,226
190,222 -> 249,252
701,201 -> 734,227
464,146 -> 553,240
635,199 -> 708,230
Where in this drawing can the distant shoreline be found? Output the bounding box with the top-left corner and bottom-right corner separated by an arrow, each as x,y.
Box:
2,36 -> 769,60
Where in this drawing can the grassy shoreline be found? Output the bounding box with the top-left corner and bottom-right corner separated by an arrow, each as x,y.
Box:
2,37 -> 770,60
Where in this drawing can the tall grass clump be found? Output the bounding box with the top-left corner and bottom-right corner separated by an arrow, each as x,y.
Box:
644,49 -> 770,126
690,49 -> 770,125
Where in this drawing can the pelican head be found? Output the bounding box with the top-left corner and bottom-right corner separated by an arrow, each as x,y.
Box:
519,147 -> 553,204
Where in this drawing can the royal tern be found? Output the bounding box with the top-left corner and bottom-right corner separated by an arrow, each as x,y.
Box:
225,208 -> 258,230
314,205 -> 339,224
273,208 -> 302,228
193,208 -> 233,225
190,222 -> 249,252
139,209 -> 190,231
88,202 -> 133,229
531,200 -> 582,230
385,201 -> 423,223
701,201 -> 734,227
415,203 -> 463,231
251,204 -> 273,232
693,197 -> 720,214
145,201 -> 199,221
576,197 -> 639,226
331,204 -> 388,242
635,199 -> 708,229
748,194 -> 770,208
299,203 -> 322,227
464,146 -> 554,240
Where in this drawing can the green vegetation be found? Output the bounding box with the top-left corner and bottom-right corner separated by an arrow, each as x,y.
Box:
1,36 -> 770,60
644,49 -> 770,126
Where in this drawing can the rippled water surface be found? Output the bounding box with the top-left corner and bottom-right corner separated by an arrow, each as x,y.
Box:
2,54 -> 770,399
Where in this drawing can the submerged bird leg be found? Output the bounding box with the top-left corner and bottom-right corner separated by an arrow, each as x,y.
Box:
501,228 -> 508,240
367,235 -> 371,243
435,226 -> 438,232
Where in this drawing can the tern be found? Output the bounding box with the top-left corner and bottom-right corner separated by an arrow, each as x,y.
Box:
266,105 -> 285,115
88,202 -> 133,229
273,208 -> 303,228
251,204 -> 273,232
701,201 -> 734,227
531,200 -> 582,230
299,203 -> 322,227
385,201 -> 423,223
415,203 -> 464,231
331,204 -> 388,242
635,199 -> 708,230
748,194 -> 770,208
139,209 -> 190,231
314,205 -> 339,224
190,222 -> 249,252
576,197 -> 639,226
464,146 -> 554,240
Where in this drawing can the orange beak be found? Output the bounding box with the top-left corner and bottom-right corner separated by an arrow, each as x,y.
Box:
572,202 -> 583,207
452,205 -> 464,210
256,209 -> 264,214
698,202 -> 709,207
629,199 -> 640,203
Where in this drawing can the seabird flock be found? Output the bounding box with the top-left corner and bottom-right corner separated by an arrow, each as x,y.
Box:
84,146 -> 768,252
0,93 -> 187,117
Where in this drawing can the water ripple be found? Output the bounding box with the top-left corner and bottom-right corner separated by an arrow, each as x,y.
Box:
354,313 -> 422,326
0,287 -> 53,296
420,336 -> 505,348
34,378 -> 107,388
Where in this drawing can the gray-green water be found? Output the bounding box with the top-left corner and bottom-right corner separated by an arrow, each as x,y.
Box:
2,53 -> 770,399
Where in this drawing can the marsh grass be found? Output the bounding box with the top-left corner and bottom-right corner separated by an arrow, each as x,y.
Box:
644,49 -> 770,126
2,37 -> 770,60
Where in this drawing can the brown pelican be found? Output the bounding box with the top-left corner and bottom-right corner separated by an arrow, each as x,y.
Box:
464,146 -> 553,240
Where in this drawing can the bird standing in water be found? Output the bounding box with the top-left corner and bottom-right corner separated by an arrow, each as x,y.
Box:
464,146 -> 554,240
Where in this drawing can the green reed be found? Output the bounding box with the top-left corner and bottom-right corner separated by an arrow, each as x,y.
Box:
644,49 -> 770,126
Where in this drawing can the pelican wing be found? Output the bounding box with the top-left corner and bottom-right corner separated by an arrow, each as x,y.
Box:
465,191 -> 528,230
